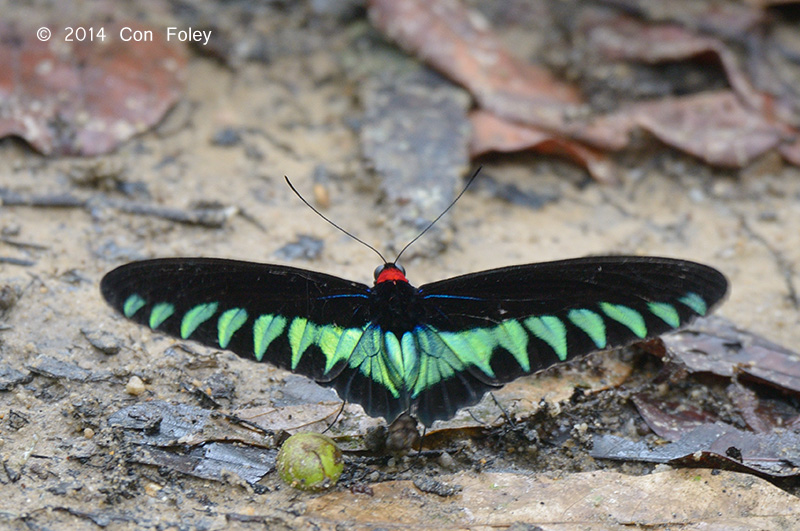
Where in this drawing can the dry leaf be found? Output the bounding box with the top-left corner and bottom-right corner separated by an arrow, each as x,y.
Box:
469,109 -> 616,183
631,91 -> 786,167
0,21 -> 186,155
369,0 -> 800,172
656,316 -> 800,393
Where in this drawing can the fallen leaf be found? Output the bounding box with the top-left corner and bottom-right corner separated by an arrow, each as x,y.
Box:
631,91 -> 786,167
0,21 -> 186,155
587,16 -> 766,113
632,393 -> 718,441
593,422 -> 800,478
469,109 -> 616,183
727,382 -> 800,433
654,316 -> 800,393
367,0 -> 631,151
369,0 -> 800,172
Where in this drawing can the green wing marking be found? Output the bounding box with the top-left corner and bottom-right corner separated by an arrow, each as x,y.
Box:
181,302 -> 219,339
149,302 -> 175,329
437,328 -> 498,379
327,328 -> 363,374
524,315 -> 568,361
345,325 -> 402,398
647,302 -> 680,328
409,327 -> 463,396
123,294 -> 146,318
567,309 -> 607,348
288,318 -> 315,370
218,308 -> 248,348
253,314 -> 287,361
678,292 -> 707,315
599,302 -> 647,338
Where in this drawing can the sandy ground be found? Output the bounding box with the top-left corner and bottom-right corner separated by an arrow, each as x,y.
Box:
1,1 -> 799,529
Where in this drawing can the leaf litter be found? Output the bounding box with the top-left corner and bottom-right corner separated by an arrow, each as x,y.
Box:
0,21 -> 185,155
593,317 -> 800,478
368,0 -> 800,177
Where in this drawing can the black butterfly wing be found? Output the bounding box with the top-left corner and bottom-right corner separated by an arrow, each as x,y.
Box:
101,256 -> 729,427
406,256 -> 728,424
100,258 -> 373,381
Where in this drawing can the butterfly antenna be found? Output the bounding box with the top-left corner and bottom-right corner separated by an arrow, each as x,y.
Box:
489,391 -> 516,428
285,176 -> 387,263
393,166 -> 482,264
322,401 -> 347,434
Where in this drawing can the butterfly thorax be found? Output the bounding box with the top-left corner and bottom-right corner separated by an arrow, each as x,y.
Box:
374,263 -> 408,284
369,276 -> 427,335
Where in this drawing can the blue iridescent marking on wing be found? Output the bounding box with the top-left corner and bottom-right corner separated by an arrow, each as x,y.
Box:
422,294 -> 486,301
317,293 -> 371,300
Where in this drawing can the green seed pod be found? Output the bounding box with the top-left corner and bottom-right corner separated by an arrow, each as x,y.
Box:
276,432 -> 344,491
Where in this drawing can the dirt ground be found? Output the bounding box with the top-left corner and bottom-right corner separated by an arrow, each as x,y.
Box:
1,1 -> 799,529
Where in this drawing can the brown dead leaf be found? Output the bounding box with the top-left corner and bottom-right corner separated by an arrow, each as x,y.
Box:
370,0 -> 800,172
727,382 -> 800,433
632,393 -> 718,442
632,91 -> 787,167
587,16 -> 766,114
367,0 -> 634,151
656,316 -> 800,393
367,0 -> 579,106
593,422 -> 800,478
469,110 -> 616,183
0,21 -> 186,155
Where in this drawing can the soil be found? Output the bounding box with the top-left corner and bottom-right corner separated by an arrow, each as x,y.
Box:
0,1 -> 799,529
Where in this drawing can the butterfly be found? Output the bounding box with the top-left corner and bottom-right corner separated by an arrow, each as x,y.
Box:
100,253 -> 727,426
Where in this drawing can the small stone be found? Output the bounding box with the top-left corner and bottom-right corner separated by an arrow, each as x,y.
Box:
126,375 -> 146,396
81,328 -> 122,355
437,451 -> 455,470
144,482 -> 162,497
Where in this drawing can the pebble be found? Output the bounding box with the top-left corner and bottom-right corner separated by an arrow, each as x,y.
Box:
126,375 -> 146,396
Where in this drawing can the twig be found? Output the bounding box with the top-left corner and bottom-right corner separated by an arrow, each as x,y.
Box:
0,237 -> 49,251
0,190 -> 85,208
0,257 -> 35,267
740,216 -> 799,309
0,189 -> 237,228
99,198 -> 238,228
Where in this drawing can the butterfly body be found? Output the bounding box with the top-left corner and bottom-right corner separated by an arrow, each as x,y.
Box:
101,256 -> 727,426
